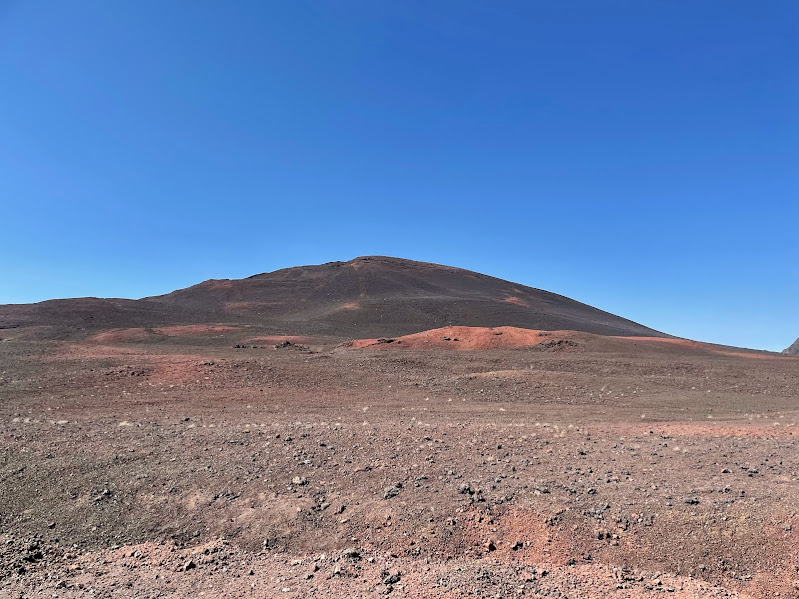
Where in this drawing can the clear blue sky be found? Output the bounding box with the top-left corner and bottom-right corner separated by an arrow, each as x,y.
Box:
1,1 -> 797,350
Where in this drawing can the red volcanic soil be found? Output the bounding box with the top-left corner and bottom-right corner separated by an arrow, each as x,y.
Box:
2,330 -> 798,598
352,327 -> 778,360
351,326 -> 577,350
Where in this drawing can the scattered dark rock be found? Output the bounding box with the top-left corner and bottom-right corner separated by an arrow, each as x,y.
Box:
23,550 -> 43,563
93,489 -> 111,502
342,547 -> 360,560
383,572 -> 401,585
538,339 -> 578,350
383,482 -> 403,499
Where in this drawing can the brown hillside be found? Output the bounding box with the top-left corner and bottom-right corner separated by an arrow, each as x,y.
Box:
0,256 -> 662,339
783,337 -> 799,355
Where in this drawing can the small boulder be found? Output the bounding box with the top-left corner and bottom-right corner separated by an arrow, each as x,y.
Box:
342,547 -> 361,560
383,572 -> 401,585
383,482 -> 403,499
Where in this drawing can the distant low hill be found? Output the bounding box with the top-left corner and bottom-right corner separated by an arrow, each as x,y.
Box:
0,256 -> 664,339
784,338 -> 799,355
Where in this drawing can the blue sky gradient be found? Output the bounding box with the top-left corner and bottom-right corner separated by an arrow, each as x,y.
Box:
1,1 -> 797,350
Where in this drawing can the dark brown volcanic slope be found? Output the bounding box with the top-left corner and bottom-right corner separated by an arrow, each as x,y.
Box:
0,256 -> 662,339
151,256 -> 665,337
784,337 -> 799,355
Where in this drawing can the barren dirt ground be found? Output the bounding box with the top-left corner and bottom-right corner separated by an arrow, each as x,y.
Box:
1,330 -> 798,598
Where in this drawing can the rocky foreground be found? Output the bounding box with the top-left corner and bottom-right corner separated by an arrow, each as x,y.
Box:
1,332 -> 798,598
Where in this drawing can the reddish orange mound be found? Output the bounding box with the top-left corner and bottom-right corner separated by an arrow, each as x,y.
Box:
352,326 -> 577,350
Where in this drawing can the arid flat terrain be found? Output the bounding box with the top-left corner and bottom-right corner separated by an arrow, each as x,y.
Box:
1,259 -> 797,598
